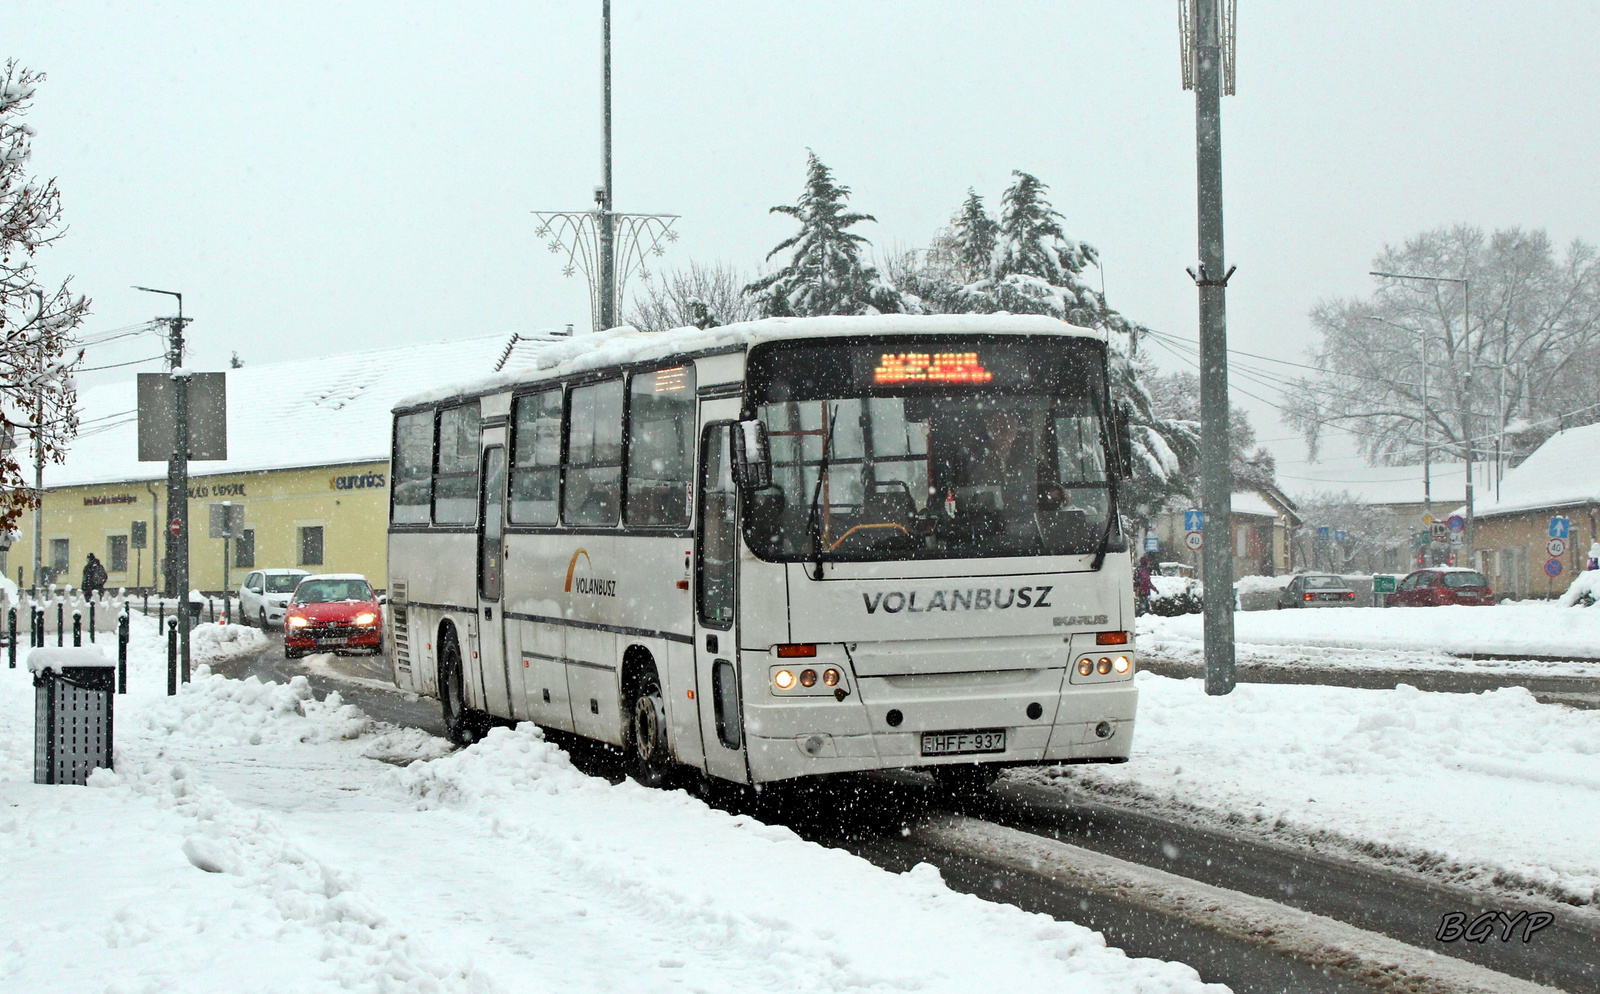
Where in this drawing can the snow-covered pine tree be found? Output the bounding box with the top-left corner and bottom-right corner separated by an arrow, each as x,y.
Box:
951,189 -> 998,283
743,152 -> 902,317
890,171 -> 1198,519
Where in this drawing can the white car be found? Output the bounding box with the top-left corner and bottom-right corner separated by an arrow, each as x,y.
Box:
239,569 -> 311,629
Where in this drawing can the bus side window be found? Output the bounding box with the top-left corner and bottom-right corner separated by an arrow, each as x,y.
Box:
698,424 -> 735,628
626,366 -> 696,527
392,410 -> 434,524
433,403 -> 481,525
565,380 -> 624,526
510,388 -> 562,525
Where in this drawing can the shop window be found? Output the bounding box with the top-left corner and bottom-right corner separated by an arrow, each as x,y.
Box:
235,528 -> 256,569
392,411 -> 434,524
433,403 -> 481,525
626,366 -> 696,527
564,379 -> 623,525
510,388 -> 562,524
107,535 -> 129,573
299,526 -> 324,566
50,538 -> 69,574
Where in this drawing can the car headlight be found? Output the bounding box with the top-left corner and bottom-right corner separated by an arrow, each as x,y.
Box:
354,612 -> 376,626
286,616 -> 309,628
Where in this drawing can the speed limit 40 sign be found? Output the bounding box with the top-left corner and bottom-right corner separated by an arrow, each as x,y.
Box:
1184,531 -> 1203,551
1548,537 -> 1568,557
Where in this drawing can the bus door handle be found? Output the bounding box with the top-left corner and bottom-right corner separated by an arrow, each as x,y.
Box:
483,606 -> 493,620
705,634 -> 718,653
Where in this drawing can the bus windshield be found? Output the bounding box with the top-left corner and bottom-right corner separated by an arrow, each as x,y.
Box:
743,335 -> 1114,562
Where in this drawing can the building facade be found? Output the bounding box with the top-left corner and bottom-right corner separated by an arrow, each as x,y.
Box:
5,332 -> 535,596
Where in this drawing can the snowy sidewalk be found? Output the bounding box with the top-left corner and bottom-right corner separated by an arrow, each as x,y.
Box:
1021,672 -> 1600,912
1,617 -> 1223,994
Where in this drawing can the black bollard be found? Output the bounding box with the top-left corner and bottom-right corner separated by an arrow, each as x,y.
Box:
56,601 -> 64,647
167,616 -> 178,696
72,610 -> 81,647
208,598 -> 214,624
6,607 -> 13,667
89,599 -> 96,643
118,611 -> 129,694
143,592 -> 149,616
158,602 -> 164,630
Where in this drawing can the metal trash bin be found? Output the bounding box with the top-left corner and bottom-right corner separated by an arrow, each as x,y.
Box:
30,647 -> 115,785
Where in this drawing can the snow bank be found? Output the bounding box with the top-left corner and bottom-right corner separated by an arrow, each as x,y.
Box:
1142,599 -> 1600,659
190,621 -> 270,665
1026,673 -> 1600,908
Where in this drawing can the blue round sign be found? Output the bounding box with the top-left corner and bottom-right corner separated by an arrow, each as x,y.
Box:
1546,558 -> 1564,578
1446,514 -> 1465,533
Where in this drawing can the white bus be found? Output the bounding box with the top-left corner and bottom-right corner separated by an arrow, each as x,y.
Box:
385,314 -> 1138,790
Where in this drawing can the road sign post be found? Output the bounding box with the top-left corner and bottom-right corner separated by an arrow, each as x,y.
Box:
209,503 -> 245,621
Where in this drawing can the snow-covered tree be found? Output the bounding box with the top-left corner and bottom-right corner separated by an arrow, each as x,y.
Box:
0,62 -> 87,532
743,152 -> 902,317
948,189 -> 998,283
1146,369 -> 1276,490
892,171 -> 1197,520
1287,225 -> 1600,467
628,261 -> 759,333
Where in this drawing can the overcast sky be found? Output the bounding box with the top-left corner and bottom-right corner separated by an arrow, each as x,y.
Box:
14,1 -> 1600,481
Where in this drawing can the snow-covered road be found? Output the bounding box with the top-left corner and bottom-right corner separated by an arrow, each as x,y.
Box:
1,617 -> 1224,994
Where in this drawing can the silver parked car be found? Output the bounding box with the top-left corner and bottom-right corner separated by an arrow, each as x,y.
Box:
239,568 -> 312,629
1277,573 -> 1357,609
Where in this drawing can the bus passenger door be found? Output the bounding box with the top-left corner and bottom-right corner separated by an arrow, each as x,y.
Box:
475,446 -> 512,717
694,420 -> 748,783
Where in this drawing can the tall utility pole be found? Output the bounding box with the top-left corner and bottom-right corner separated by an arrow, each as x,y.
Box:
134,285 -> 192,683
533,4 -> 677,333
1371,271 -> 1472,565
1182,0 -> 1238,695
597,0 -> 615,331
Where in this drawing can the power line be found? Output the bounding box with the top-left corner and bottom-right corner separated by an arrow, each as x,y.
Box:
78,354 -> 165,373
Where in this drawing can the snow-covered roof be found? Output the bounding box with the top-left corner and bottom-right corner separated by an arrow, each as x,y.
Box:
1230,490 -> 1283,519
47,333 -> 529,488
398,314 -> 1104,409
1280,461 -> 1468,507
1472,423 -> 1600,518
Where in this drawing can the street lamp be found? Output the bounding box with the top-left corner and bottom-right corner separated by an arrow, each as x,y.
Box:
133,284 -> 193,684
1371,271 -> 1474,566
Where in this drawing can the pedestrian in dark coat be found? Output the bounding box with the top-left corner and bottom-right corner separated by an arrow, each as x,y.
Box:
81,553 -> 108,597
1134,552 -> 1156,615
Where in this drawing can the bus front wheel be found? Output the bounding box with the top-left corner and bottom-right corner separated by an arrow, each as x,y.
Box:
628,667 -> 674,789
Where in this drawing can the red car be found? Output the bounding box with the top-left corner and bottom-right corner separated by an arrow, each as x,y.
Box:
1385,567 -> 1494,607
283,574 -> 383,658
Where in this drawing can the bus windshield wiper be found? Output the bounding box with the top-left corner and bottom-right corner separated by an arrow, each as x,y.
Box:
806,403 -> 842,581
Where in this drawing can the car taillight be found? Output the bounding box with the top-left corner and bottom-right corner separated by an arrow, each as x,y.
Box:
1343,592 -> 1354,599
1304,592 -> 1313,601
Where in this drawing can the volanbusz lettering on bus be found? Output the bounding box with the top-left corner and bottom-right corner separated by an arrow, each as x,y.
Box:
861,586 -> 1054,614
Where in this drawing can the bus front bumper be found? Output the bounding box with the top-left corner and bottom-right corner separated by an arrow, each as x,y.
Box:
742,671 -> 1135,784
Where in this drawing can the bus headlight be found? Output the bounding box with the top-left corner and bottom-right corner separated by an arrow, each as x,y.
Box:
1078,657 -> 1093,676
774,669 -> 796,690
1113,655 -> 1131,673
822,668 -> 840,687
799,669 -> 817,688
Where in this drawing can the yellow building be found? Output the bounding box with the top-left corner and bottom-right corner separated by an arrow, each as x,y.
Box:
8,333 -> 528,594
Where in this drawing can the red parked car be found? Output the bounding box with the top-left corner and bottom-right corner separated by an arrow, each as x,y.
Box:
1385,567 -> 1494,607
283,574 -> 383,658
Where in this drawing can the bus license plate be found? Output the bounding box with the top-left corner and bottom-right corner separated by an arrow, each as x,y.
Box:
921,729 -> 1006,756
317,636 -> 349,646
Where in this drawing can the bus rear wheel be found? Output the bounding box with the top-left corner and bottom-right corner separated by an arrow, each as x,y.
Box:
439,631 -> 486,747
628,667 -> 674,789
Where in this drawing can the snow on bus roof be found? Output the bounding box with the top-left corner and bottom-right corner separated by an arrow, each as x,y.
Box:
393,314 -> 1104,410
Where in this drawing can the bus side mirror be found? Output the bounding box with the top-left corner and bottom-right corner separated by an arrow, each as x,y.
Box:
1116,407 -> 1134,481
733,420 -> 771,490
